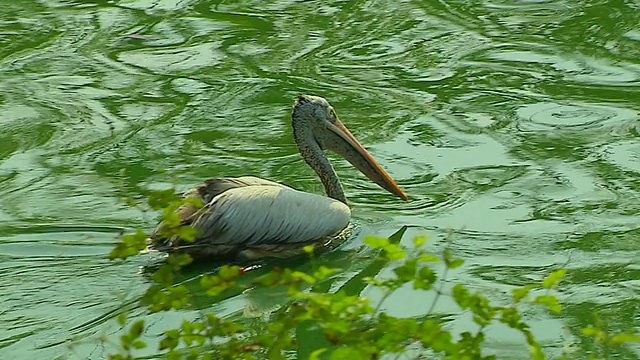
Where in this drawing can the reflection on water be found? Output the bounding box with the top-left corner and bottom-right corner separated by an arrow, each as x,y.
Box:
0,0 -> 639,359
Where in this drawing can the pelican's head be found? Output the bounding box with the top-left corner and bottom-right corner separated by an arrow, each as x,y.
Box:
292,94 -> 407,201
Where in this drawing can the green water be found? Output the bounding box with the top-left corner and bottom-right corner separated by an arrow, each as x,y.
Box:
1,0 -> 639,358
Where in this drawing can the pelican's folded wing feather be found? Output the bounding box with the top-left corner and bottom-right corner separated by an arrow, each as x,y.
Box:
151,177 -> 289,242
191,186 -> 350,246
195,176 -> 289,202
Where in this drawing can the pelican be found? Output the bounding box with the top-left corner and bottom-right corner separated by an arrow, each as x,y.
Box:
150,95 -> 407,261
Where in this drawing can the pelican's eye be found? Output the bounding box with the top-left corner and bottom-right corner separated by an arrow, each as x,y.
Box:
328,108 -> 337,122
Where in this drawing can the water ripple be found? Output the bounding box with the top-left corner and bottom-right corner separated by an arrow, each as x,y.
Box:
516,102 -> 638,133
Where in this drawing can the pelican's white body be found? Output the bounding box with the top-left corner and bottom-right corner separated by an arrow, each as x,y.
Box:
192,178 -> 351,245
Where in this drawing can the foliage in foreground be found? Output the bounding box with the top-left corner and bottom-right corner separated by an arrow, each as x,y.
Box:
106,189 -> 640,360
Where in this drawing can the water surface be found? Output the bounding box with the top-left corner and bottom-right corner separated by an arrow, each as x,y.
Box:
1,0 -> 639,358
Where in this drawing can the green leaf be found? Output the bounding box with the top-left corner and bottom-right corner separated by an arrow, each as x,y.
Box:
413,235 -> 428,246
610,333 -> 640,344
160,330 -> 180,350
219,265 -> 242,280
363,236 -> 389,249
168,253 -> 193,267
201,274 -> 221,288
414,266 -> 436,290
581,326 -> 601,337
176,225 -> 198,242
131,340 -> 146,349
313,266 -> 337,281
534,295 -> 562,313
183,196 -> 204,208
393,260 -> 416,281
292,270 -> 316,284
168,285 -> 190,310
500,307 -> 521,327
443,249 -> 463,268
383,243 -> 407,260
512,288 -> 529,303
512,285 -> 538,303
528,343 -> 545,360
162,210 -> 182,229
166,350 -> 182,360
309,349 -> 328,360
452,284 -> 470,308
328,347 -> 367,360
542,269 -> 567,289
108,229 -> 148,260
448,258 -> 464,269
148,189 -> 178,210
416,254 -> 440,263
304,245 -> 315,254
129,319 -> 145,337
117,313 -> 127,326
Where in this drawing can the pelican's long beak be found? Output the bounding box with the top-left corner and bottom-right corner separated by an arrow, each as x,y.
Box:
324,118 -> 408,200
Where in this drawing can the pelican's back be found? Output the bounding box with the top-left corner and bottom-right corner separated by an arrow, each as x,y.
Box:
149,176 -> 351,260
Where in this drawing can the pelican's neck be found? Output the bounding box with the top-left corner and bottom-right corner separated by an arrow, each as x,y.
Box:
292,117 -> 346,204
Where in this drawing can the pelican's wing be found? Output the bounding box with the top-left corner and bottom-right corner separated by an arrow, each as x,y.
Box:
195,176 -> 290,203
167,176 -> 290,225
192,185 -> 350,246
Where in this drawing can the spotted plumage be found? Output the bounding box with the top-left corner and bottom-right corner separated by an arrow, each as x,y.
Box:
149,95 -> 406,261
